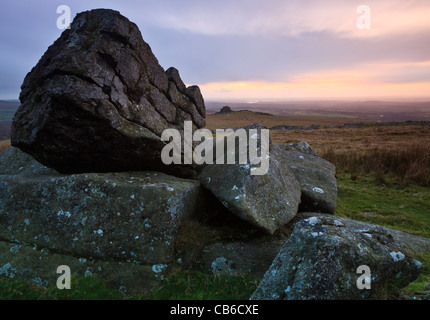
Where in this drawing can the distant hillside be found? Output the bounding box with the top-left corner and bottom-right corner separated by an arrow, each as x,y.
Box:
0,100 -> 19,122
206,100 -> 430,122
0,100 -> 19,140
0,122 -> 12,141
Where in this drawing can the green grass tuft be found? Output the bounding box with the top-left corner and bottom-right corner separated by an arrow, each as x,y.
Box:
137,269 -> 260,300
0,276 -> 124,300
335,174 -> 430,238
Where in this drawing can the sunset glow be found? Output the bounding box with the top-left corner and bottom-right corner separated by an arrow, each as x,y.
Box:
199,77 -> 430,101
1,0 -> 430,101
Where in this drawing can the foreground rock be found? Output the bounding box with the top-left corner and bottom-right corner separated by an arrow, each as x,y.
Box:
198,229 -> 291,277
274,144 -> 337,214
11,9 -> 204,178
0,241 -> 159,294
277,141 -> 318,157
197,142 -> 301,235
0,148 -> 203,292
0,172 -> 202,264
0,146 -> 57,176
251,215 -> 423,300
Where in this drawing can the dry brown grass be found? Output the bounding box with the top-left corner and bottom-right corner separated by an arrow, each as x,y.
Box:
0,139 -> 10,152
274,125 -> 430,186
205,110 -> 367,130
206,112 -> 430,186
321,143 -> 430,186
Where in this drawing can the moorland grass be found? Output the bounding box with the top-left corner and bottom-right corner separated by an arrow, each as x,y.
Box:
1,124 -> 429,299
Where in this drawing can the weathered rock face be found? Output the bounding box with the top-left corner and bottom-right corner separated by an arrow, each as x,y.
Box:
0,146 -> 57,176
11,9 -> 205,178
0,241 -> 160,294
278,141 -> 318,157
197,143 -> 301,235
274,144 -> 337,214
199,234 -> 290,277
0,171 -> 202,264
251,215 -> 423,300
0,147 -> 204,292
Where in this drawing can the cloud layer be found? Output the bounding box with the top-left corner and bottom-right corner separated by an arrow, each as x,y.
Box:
0,0 -> 429,100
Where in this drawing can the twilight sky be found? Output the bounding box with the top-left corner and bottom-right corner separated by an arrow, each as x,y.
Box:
1,0 -> 430,101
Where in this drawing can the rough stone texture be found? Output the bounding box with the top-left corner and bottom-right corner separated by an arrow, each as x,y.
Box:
11,9 -> 205,178
0,147 -> 57,176
0,146 -> 204,293
0,170 -> 203,265
414,284 -> 430,300
199,232 -> 291,277
251,215 -> 423,300
0,241 -> 163,294
298,212 -> 430,255
272,144 -> 337,214
242,123 -> 272,145
278,141 -> 318,157
197,144 -> 301,235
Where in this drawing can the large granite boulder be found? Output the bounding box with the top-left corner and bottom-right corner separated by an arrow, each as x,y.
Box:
11,9 -> 205,178
197,139 -> 301,235
274,144 -> 337,214
251,215 -> 423,300
0,171 -> 202,264
0,147 -> 204,292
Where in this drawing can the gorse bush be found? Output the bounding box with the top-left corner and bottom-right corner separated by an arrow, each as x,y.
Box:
321,143 -> 430,186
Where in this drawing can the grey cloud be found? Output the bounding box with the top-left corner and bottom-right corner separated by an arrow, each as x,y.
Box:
146,26 -> 430,85
1,0 -> 430,99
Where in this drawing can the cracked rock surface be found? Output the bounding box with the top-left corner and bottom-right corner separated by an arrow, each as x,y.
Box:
250,215 -> 423,300
12,9 -> 205,177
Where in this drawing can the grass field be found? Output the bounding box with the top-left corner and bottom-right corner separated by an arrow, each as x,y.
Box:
205,110 -> 370,130
1,111 -> 429,300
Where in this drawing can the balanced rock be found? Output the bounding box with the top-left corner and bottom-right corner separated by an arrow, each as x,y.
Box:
11,9 -> 205,178
274,144 -> 337,214
251,215 -> 423,300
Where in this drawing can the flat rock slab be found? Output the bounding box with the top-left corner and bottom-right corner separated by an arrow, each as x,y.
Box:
0,170 -> 202,265
0,241 -> 163,294
251,215 -> 423,300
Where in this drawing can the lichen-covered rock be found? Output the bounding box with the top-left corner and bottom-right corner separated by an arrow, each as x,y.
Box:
278,141 -> 318,156
0,146 -> 57,176
197,144 -> 301,235
0,241 -> 164,294
250,215 -> 423,300
11,9 -> 205,178
0,171 -> 202,265
200,235 -> 290,277
273,144 -> 337,214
